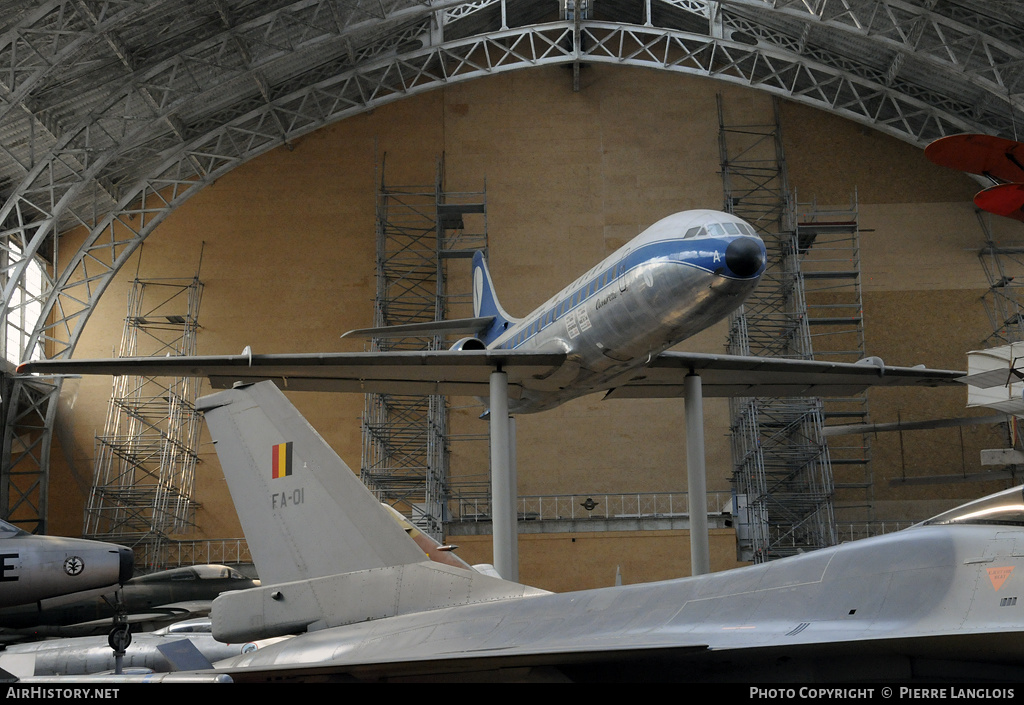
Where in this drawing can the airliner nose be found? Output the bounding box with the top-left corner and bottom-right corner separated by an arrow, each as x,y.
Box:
725,236 -> 765,278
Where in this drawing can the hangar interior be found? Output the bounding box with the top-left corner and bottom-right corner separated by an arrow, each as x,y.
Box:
2,0 -> 1023,593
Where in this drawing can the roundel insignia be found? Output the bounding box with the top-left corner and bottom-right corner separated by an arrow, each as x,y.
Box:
473,268 -> 483,317
64,556 -> 84,576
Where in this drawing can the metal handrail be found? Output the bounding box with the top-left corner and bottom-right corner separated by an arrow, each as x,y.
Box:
453,491 -> 734,522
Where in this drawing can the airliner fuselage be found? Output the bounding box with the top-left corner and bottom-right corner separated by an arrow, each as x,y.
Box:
474,209 -> 766,412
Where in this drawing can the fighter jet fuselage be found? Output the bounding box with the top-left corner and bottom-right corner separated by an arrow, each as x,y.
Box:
219,507 -> 1024,681
195,383 -> 1024,682
0,564 -> 257,637
0,520 -> 132,611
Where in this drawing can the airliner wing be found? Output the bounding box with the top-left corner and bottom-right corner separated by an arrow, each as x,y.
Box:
604,351 -> 965,398
17,351 -> 567,398
19,349 -> 963,399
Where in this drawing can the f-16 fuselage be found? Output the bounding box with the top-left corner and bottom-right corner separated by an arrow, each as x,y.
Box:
214,480 -> 1024,682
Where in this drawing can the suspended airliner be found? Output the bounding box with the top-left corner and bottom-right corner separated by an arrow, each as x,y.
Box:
16,209 -> 963,401
0,519 -> 133,611
174,383 -> 1024,682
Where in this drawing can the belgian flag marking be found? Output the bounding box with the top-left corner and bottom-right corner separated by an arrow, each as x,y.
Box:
272,442 -> 293,479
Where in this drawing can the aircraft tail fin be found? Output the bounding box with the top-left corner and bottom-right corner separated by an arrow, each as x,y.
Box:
200,381 -> 548,642
472,251 -> 519,346
197,382 -> 427,587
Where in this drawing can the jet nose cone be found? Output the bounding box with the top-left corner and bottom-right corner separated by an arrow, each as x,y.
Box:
725,236 -> 765,278
117,546 -> 134,584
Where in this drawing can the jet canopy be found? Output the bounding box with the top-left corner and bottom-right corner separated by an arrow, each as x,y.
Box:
130,564 -> 250,583
0,518 -> 28,538
921,485 -> 1024,527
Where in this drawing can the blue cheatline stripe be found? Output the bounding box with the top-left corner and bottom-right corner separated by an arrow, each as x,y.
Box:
495,236 -> 760,350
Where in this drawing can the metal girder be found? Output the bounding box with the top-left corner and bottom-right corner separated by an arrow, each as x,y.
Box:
717,1 -> 1024,125
728,1 -> 1024,95
0,374 -> 60,532
1,1 -> 451,319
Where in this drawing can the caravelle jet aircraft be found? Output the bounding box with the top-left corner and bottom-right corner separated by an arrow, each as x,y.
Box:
17,208 -> 962,403
17,208 -> 966,578
0,519 -> 133,611
151,382 -> 1024,683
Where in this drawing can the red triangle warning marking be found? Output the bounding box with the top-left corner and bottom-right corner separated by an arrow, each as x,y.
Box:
987,566 -> 1014,591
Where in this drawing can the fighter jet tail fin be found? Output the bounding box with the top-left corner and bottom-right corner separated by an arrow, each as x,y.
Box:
198,381 -> 427,587
200,381 -> 546,643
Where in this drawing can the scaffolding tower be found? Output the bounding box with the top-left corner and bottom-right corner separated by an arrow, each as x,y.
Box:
718,95 -> 836,562
978,211 -> 1024,347
87,276 -> 203,571
361,160 -> 487,541
794,194 -> 872,521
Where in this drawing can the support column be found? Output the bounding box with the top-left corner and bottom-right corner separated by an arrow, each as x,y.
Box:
489,370 -> 516,580
685,373 -> 710,576
508,415 -> 518,580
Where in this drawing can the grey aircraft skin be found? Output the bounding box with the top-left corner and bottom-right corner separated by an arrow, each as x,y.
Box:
0,519 -> 133,611
0,564 -> 258,638
17,209 -> 965,406
0,618 -> 286,677
194,382 -> 1024,683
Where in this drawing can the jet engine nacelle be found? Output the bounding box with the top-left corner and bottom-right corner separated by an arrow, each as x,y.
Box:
450,337 -> 486,351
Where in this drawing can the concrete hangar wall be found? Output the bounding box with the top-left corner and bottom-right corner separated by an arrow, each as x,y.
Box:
50,64 -> 1008,592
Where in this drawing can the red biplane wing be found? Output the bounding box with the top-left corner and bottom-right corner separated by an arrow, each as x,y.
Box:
925,133 -> 1024,183
974,183 -> 1024,222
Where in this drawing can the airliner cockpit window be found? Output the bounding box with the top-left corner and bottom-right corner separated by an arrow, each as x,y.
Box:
723,222 -> 741,235
921,486 -> 1024,527
706,223 -> 725,237
683,226 -> 701,239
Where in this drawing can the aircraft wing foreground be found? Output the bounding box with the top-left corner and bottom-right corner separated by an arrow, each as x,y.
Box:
196,382 -> 1024,683
17,349 -> 964,400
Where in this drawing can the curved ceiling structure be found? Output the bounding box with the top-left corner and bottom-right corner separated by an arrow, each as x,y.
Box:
0,0 -> 1021,360
1,0 -> 1022,529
